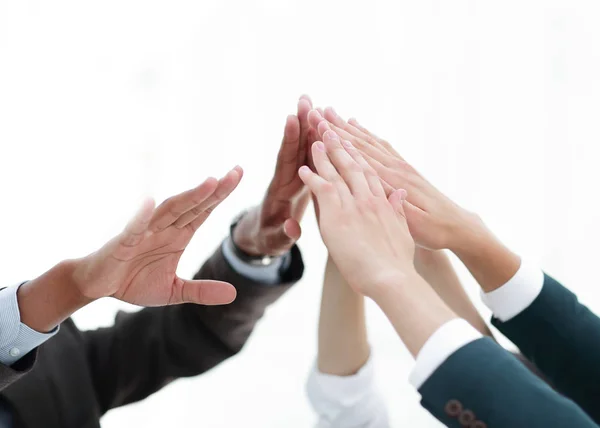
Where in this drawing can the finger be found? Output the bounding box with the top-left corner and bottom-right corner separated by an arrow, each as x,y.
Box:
325,108 -> 387,150
120,198 -> 156,247
299,94 -> 313,107
323,131 -> 371,197
348,118 -> 402,158
388,189 -> 408,220
298,165 -> 341,206
149,178 -> 219,232
342,140 -> 385,197
380,178 -> 395,197
325,122 -> 395,168
347,117 -> 385,144
360,151 -> 416,194
324,107 -> 397,159
176,279 -> 237,305
310,116 -> 390,168
308,109 -> 324,130
182,166 -> 243,230
274,115 -> 301,181
306,127 -> 319,171
310,141 -> 351,200
283,218 -> 302,241
264,218 -> 302,255
297,98 -> 313,169
317,120 -> 331,139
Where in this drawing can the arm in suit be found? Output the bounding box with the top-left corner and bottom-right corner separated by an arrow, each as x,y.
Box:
298,126 -> 598,428
0,284 -> 59,391
486,273 -> 600,423
81,243 -> 303,414
418,335 -> 597,427
0,354 -> 36,392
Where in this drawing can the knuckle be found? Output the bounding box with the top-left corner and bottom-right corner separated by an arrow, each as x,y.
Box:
347,161 -> 363,173
319,182 -> 336,194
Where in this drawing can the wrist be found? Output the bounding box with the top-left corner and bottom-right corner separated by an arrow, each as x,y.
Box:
371,271 -> 458,357
365,267 -> 421,303
450,215 -> 521,292
17,260 -> 93,333
231,208 -> 263,256
447,210 -> 488,256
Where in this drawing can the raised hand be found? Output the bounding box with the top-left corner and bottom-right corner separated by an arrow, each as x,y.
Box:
72,166 -> 243,306
232,96 -> 314,256
307,108 -> 477,251
298,130 -> 415,299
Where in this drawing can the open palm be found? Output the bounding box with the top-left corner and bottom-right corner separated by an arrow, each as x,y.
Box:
73,166 -> 243,307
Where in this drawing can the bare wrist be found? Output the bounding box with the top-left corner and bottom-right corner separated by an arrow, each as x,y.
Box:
18,259 -> 93,333
231,209 -> 263,256
450,215 -> 521,292
365,267 -> 421,303
446,210 -> 487,255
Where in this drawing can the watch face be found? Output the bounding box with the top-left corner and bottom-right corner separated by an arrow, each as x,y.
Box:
255,255 -> 273,266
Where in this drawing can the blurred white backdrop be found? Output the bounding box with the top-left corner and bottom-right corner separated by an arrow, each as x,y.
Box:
2,0 -> 600,426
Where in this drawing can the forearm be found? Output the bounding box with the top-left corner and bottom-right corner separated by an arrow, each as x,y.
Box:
372,271 -> 457,358
317,257 -> 370,376
450,214 -> 521,293
17,260 -> 90,333
414,248 -> 493,337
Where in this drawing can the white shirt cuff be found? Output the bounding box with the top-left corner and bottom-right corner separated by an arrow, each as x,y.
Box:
480,259 -> 544,322
306,354 -> 390,428
221,238 -> 290,285
409,318 -> 483,390
0,284 -> 59,365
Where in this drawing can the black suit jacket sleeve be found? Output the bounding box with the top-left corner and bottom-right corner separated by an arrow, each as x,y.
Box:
492,274 -> 600,423
0,352 -> 36,392
81,243 -> 303,415
419,338 -> 596,427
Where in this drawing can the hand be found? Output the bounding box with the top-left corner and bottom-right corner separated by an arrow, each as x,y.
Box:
233,96 -> 314,256
298,130 -> 415,298
308,108 -> 478,251
72,166 -> 243,306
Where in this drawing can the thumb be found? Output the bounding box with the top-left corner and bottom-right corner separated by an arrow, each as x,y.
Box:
268,218 -> 301,254
177,279 -> 237,305
388,189 -> 408,219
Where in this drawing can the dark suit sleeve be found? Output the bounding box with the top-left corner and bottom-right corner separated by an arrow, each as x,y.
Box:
491,274 -> 600,423
419,338 -> 596,427
0,351 -> 36,391
81,243 -> 304,414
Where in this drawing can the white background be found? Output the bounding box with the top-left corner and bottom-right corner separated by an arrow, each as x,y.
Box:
2,0 -> 600,426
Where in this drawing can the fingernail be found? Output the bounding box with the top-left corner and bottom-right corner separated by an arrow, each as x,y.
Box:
315,141 -> 325,151
349,117 -> 360,125
299,165 -> 311,174
330,107 -> 339,118
324,130 -> 339,141
398,189 -> 408,200
310,109 -> 323,120
342,140 -> 353,149
318,120 -> 330,130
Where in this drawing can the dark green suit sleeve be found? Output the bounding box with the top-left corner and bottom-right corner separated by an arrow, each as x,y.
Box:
492,274 -> 600,423
419,338 -> 596,427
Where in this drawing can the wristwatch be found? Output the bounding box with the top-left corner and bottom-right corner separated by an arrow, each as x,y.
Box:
229,211 -> 275,266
